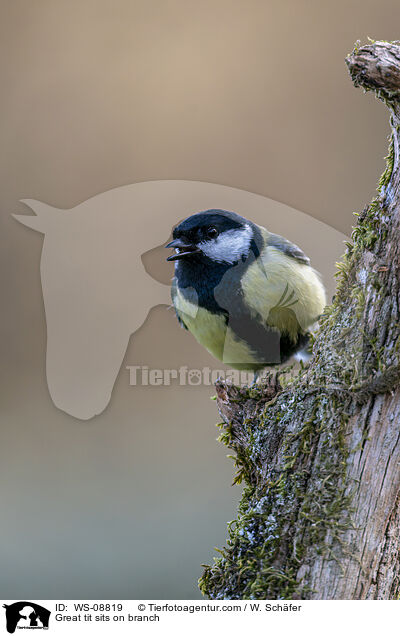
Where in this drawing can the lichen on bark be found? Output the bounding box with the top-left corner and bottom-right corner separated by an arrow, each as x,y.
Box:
199,41 -> 400,600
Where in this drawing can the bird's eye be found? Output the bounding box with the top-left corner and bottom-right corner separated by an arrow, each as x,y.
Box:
207,227 -> 219,239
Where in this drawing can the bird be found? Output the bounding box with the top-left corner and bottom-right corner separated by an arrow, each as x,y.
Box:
166,209 -> 326,376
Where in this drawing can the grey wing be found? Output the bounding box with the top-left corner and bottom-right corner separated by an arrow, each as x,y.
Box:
267,232 -> 310,265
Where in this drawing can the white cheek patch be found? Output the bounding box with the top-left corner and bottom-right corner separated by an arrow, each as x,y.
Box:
199,224 -> 253,263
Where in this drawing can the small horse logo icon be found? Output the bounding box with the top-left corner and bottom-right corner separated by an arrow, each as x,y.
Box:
3,602 -> 50,633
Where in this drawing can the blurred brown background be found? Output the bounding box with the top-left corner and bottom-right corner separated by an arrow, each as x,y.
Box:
0,0 -> 398,599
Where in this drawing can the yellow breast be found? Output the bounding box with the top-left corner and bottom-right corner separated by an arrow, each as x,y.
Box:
173,287 -> 263,369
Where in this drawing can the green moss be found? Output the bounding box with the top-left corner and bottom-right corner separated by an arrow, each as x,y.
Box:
327,131 -> 394,319
378,135 -> 394,191
199,61 -> 398,599
199,383 -> 355,599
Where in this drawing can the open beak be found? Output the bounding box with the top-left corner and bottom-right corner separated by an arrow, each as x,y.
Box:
165,238 -> 200,261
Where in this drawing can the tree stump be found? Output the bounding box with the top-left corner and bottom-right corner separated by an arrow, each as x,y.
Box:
199,41 -> 400,600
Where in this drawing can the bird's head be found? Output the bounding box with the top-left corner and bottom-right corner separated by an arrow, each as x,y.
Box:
166,209 -> 255,265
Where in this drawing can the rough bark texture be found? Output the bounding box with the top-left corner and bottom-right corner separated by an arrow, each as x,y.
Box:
199,41 -> 400,600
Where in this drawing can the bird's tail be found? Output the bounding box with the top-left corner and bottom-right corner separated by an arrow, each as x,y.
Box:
294,332 -> 312,363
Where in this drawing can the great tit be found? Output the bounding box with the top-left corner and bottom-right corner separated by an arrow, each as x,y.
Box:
166,209 -> 326,372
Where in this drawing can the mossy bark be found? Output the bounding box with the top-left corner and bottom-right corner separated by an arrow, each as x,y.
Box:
199,41 -> 400,600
